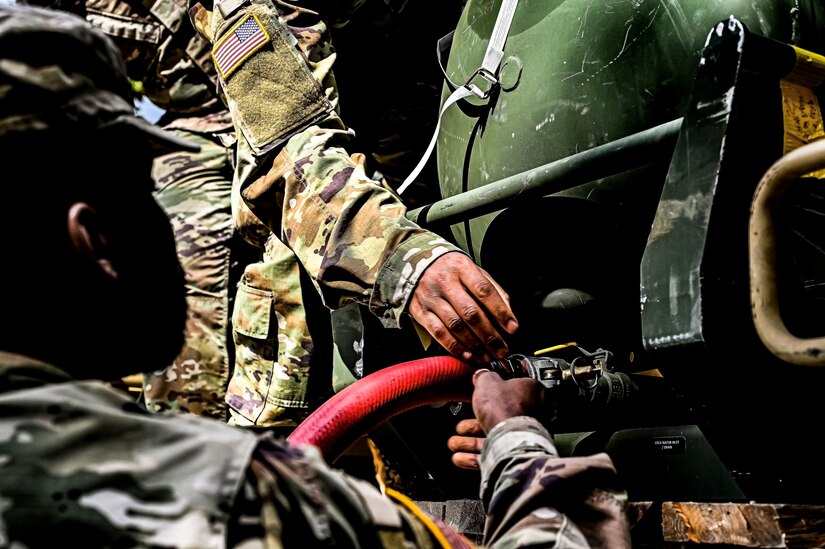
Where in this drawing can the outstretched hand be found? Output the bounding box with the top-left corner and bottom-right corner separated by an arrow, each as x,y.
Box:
408,253 -> 518,363
448,370 -> 551,470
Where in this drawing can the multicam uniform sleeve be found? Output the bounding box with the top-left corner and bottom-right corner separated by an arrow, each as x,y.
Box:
244,126 -> 463,328
479,417 -> 632,549
227,436 -> 475,548
82,0 -> 220,115
206,0 -> 466,329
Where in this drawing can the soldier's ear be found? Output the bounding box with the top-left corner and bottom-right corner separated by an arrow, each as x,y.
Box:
189,3 -> 213,42
67,203 -> 118,280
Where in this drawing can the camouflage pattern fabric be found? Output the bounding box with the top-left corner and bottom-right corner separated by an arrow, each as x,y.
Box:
42,0 -> 267,421
243,125 -> 462,325
226,123 -> 461,427
227,233 -> 318,427
0,352 -> 259,548
145,111 -> 262,421
204,0 -> 467,426
213,0 -> 339,427
0,5 -> 629,545
0,2 -> 195,153
217,0 -> 465,326
82,0 -> 221,114
480,416 -> 631,548
0,353 -> 628,548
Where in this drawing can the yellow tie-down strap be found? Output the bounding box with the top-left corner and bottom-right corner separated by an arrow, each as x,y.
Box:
385,487 -> 478,549
781,46 -> 825,178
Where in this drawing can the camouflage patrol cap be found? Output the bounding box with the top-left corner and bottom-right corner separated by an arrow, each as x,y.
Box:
0,3 -> 198,155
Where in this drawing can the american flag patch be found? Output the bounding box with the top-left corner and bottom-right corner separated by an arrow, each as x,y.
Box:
212,15 -> 270,79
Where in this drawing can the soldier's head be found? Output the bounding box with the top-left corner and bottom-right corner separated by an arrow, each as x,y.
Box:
0,4 -> 195,378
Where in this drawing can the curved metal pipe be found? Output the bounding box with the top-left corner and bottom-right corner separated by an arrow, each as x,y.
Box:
286,356 -> 474,463
750,138 -> 825,366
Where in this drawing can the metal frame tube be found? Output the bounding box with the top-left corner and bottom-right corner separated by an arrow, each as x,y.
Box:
407,118 -> 683,227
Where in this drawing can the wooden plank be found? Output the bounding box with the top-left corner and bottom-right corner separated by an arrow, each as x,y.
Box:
662,503 -> 784,547
421,500 -> 825,547
653,503 -> 825,548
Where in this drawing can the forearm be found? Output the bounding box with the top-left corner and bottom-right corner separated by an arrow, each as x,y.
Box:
480,417 -> 631,548
202,0 -> 463,325
252,126 -> 461,326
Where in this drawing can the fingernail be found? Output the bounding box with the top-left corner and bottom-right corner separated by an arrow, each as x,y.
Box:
506,319 -> 519,333
462,351 -> 473,362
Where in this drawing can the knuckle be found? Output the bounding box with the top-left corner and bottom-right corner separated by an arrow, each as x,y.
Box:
447,316 -> 465,331
461,305 -> 481,322
474,280 -> 495,298
445,340 -> 464,355
495,303 -> 511,317
484,333 -> 503,347
431,324 -> 448,340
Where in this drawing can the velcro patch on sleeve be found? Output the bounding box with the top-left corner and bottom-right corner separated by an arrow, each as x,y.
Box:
216,3 -> 332,155
212,14 -> 269,79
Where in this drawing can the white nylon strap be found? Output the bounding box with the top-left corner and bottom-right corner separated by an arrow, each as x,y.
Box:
481,0 -> 518,77
398,0 -> 519,195
396,85 -> 474,194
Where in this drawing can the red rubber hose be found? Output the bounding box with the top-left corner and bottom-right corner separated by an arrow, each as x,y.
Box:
286,356 -> 475,463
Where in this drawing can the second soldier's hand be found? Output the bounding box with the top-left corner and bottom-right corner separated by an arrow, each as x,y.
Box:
471,369 -> 546,433
448,370 -> 549,470
408,252 -> 519,363
448,418 -> 485,470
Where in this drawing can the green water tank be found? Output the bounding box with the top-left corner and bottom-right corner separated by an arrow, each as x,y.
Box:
424,1 -> 825,504
435,0 -> 825,355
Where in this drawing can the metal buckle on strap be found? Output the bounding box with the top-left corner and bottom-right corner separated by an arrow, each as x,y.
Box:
464,67 -> 499,100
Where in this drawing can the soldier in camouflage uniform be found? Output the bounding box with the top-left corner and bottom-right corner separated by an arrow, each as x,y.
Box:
0,10 -> 632,547
32,0 -> 263,420
70,0 -> 339,428
192,0 -> 522,429
39,0 -> 470,429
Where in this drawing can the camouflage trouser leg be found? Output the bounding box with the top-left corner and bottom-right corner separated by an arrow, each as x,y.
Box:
144,127 -> 239,421
227,233 -> 314,429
